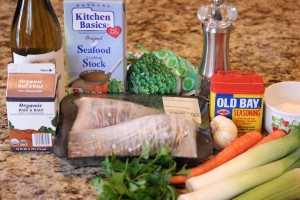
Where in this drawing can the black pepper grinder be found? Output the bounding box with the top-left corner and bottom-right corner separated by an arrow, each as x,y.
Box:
196,0 -> 238,100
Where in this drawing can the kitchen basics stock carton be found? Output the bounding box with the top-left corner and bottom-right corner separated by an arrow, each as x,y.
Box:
64,0 -> 126,94
6,63 -> 59,151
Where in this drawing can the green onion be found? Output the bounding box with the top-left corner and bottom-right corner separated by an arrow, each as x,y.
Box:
137,43 -> 151,54
154,50 -> 169,60
182,73 -> 197,92
185,127 -> 300,192
179,147 -> 300,200
233,168 -> 300,200
165,57 -> 178,68
182,77 -> 194,92
175,66 -> 188,77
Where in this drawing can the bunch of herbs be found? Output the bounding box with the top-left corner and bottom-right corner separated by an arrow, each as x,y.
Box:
92,145 -> 189,200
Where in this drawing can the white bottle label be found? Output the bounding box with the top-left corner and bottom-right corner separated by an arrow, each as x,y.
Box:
12,48 -> 66,101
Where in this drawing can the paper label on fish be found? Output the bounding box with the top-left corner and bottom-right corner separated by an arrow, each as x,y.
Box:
162,96 -> 201,124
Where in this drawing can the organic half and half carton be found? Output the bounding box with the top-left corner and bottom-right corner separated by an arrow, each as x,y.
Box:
6,63 -> 59,151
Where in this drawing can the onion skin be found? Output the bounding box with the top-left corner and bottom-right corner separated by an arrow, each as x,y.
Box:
210,115 -> 238,150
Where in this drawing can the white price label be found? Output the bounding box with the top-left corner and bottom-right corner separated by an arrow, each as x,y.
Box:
162,96 -> 201,124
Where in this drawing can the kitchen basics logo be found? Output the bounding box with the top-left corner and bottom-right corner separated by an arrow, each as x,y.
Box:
72,8 -> 114,31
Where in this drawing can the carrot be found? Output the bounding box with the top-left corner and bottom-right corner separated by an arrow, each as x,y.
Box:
90,83 -> 109,93
101,82 -> 109,93
88,85 -> 96,92
96,85 -> 103,92
252,130 -> 286,148
169,131 -> 263,185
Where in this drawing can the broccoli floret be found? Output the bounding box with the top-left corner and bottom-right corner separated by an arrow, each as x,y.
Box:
108,79 -> 124,93
127,53 -> 178,95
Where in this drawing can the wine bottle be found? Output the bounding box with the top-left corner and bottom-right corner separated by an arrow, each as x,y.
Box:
10,0 -> 65,100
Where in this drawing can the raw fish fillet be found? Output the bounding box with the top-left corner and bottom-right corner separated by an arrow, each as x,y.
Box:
71,97 -> 162,131
68,114 -> 198,158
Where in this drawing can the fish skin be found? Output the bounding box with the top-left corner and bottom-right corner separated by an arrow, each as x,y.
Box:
71,97 -> 162,131
68,114 -> 198,158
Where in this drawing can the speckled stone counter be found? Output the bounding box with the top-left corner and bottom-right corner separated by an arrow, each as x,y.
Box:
1,0 -> 300,199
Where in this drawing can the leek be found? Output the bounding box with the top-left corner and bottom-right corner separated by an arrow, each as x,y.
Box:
233,168 -> 300,200
185,127 -> 300,192
178,147 -> 300,200
288,157 -> 300,170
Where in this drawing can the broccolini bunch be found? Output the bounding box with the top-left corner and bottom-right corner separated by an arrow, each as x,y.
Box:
127,53 -> 178,95
127,44 -> 198,95
154,49 -> 198,94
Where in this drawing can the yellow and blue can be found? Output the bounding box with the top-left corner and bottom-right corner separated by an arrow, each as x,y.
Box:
210,71 -> 265,136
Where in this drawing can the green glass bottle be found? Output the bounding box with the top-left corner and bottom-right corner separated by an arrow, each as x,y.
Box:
10,0 -> 65,99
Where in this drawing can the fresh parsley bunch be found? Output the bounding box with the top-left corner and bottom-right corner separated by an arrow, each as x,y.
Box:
92,145 -> 188,200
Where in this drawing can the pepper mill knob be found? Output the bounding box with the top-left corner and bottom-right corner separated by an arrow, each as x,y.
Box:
212,0 -> 223,6
196,0 -> 238,100
197,0 -> 237,28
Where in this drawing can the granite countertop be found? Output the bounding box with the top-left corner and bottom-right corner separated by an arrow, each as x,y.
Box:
0,0 -> 300,199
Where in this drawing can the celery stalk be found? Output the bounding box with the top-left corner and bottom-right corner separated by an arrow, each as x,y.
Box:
233,168 -> 300,200
178,147 -> 300,200
185,127 -> 300,192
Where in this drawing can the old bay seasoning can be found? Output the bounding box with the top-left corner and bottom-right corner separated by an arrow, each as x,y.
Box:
210,71 -> 265,136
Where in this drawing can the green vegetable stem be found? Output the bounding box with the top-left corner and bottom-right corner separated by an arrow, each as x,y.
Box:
233,167 -> 300,200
